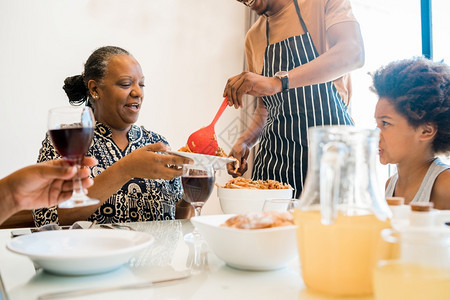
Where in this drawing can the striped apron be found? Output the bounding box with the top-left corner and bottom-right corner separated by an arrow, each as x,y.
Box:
252,0 -> 354,198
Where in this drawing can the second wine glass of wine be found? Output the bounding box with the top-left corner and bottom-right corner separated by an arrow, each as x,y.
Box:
47,106 -> 99,208
181,163 -> 215,243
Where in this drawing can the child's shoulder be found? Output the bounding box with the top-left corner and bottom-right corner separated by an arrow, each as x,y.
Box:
431,169 -> 450,210
434,168 -> 450,185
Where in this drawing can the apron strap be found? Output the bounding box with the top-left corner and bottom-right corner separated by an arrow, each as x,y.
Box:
293,0 -> 308,33
266,0 -> 309,46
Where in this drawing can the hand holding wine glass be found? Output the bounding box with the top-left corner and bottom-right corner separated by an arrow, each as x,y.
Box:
181,163 -> 215,242
47,106 -> 99,208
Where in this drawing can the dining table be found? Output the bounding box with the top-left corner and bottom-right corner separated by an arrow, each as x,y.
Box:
0,219 -> 373,300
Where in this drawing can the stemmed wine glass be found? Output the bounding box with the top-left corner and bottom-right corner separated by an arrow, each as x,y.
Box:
262,198 -> 301,213
181,163 -> 215,243
47,106 -> 99,208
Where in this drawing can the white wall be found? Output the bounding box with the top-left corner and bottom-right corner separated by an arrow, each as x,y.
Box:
0,0 -> 247,215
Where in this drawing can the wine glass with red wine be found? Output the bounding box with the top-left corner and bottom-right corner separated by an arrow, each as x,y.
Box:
182,163 -> 215,242
47,106 -> 99,208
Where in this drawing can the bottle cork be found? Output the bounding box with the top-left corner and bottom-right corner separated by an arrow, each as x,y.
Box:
410,202 -> 433,212
410,203 -> 435,227
386,197 -> 404,206
387,197 -> 409,223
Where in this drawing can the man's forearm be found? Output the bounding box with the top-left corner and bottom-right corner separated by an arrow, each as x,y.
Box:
238,99 -> 268,148
289,22 -> 365,89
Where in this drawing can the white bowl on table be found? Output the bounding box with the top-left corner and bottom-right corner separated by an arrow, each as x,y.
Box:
191,214 -> 298,271
217,187 -> 293,214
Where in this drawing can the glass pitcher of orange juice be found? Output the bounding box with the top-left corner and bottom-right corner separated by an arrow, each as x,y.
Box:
374,227 -> 450,300
293,126 -> 392,296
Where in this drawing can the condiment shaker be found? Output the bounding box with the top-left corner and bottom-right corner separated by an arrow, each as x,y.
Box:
386,197 -> 410,224
409,203 -> 436,227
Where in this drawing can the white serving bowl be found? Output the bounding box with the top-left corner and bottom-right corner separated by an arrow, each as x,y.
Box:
217,187 -> 293,214
191,214 -> 298,271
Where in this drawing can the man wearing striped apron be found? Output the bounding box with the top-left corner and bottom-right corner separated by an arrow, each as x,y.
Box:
225,0 -> 364,198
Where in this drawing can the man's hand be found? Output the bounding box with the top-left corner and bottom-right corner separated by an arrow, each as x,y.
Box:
227,142 -> 250,177
223,71 -> 281,108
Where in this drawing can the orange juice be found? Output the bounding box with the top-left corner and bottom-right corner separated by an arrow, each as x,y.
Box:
293,210 -> 391,296
374,262 -> 450,300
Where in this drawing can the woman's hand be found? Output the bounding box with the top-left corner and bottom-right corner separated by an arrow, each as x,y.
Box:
227,141 -> 250,177
120,142 -> 192,180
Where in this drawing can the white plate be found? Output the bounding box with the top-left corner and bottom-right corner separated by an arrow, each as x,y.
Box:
167,151 -> 236,170
6,229 -> 154,275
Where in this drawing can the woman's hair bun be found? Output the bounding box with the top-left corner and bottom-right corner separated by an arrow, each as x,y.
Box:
63,75 -> 88,105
